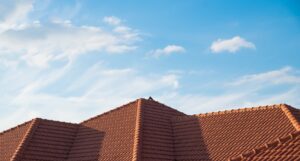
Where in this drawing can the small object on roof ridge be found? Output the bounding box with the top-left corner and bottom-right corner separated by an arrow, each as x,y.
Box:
148,96 -> 154,100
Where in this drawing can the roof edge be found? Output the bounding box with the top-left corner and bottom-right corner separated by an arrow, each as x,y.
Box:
0,118 -> 37,136
80,99 -> 139,124
10,118 -> 40,161
144,98 -> 186,115
132,98 -> 143,161
194,104 -> 284,118
280,104 -> 300,131
228,130 -> 300,161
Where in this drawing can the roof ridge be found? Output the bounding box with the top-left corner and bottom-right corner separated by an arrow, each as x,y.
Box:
81,99 -> 139,124
0,118 -> 36,136
144,98 -> 186,115
280,104 -> 300,131
10,118 -> 40,161
132,98 -> 143,161
38,118 -> 78,125
194,104 -> 284,117
228,130 -> 300,161
0,118 -> 78,136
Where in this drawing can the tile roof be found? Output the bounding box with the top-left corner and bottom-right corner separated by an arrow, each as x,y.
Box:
67,99 -> 139,161
1,98 -> 299,161
17,119 -> 79,161
0,119 -> 34,161
229,130 -> 300,161
172,104 -> 299,161
139,99 -> 186,161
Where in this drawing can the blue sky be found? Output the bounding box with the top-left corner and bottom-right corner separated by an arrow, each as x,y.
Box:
0,0 -> 300,131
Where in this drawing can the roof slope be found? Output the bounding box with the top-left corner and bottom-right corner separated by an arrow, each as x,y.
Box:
0,120 -> 34,161
14,119 -> 79,161
67,98 -> 186,161
172,116 -> 211,160
139,99 -> 186,161
229,130 -> 300,161
172,104 -> 299,161
1,99 -> 299,161
67,99 -> 140,161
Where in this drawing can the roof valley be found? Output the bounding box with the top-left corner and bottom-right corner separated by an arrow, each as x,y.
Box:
65,123 -> 81,160
1,100 -> 300,161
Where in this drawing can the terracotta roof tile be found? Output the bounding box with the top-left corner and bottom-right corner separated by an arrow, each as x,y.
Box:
1,99 -> 299,161
229,131 -> 300,161
172,104 -> 298,161
140,99 -> 186,161
67,99 -> 139,161
0,119 -> 34,161
16,119 -> 79,161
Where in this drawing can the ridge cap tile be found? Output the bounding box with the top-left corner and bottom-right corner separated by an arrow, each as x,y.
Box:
38,118 -> 77,125
80,99 -> 140,124
280,104 -> 300,130
132,98 -> 143,161
10,118 -> 40,161
228,130 -> 300,161
142,98 -> 186,115
0,118 -> 39,136
2,99 -> 299,161
195,104 -> 285,118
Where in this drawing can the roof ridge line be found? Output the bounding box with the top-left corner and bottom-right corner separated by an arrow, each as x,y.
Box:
195,104 -> 283,117
132,98 -> 143,161
228,130 -> 300,161
38,118 -> 77,125
81,99 -> 139,124
0,118 -> 37,136
280,104 -> 300,131
10,118 -> 40,161
146,99 -> 186,115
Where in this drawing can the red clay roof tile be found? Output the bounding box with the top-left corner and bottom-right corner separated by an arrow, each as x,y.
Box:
0,119 -> 34,161
67,99 -> 139,161
229,130 -> 300,161
172,104 -> 299,161
1,99 -> 299,161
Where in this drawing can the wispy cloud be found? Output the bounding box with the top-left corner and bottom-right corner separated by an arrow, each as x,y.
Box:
0,0 -> 299,134
159,67 -> 300,114
0,0 -> 34,32
210,36 -> 255,53
147,45 -> 185,58
228,66 -> 300,86
0,6 -> 140,68
0,61 -> 180,130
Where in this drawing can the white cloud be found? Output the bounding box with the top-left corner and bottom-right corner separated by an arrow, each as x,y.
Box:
0,1 -> 299,134
0,0 -> 34,33
0,22 -> 139,67
148,45 -> 185,58
103,16 -> 121,26
228,66 -> 300,86
0,61 -> 181,131
160,67 -> 300,114
0,3 -> 140,68
210,36 -> 255,53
